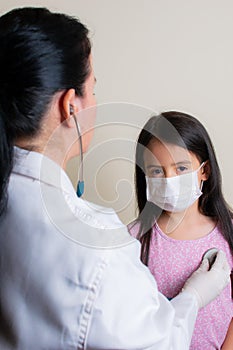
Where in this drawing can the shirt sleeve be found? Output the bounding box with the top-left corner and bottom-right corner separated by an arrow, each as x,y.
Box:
86,239 -> 198,349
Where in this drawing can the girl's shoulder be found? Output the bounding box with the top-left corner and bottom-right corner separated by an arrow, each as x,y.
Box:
127,220 -> 140,238
127,220 -> 158,239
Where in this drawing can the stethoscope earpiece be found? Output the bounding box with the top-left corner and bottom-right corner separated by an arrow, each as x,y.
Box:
69,105 -> 74,115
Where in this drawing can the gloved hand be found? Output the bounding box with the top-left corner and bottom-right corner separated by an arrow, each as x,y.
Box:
182,250 -> 231,308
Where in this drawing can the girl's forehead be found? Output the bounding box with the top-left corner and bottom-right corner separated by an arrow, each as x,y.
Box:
144,139 -> 198,165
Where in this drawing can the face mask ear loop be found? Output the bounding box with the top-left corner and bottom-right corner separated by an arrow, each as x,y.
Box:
73,115 -> 84,197
199,161 -> 207,192
199,161 -> 206,171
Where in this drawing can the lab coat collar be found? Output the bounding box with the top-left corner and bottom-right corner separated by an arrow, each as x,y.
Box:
12,147 -> 134,247
13,146 -> 75,196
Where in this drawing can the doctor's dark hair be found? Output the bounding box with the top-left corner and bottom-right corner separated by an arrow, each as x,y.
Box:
133,111 -> 233,265
0,7 -> 91,216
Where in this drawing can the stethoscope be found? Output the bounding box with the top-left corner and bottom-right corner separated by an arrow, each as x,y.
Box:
73,114 -> 84,198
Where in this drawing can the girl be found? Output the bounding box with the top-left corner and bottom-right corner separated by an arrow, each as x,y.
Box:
129,111 -> 233,349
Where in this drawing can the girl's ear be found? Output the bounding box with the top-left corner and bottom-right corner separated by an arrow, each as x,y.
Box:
201,160 -> 211,181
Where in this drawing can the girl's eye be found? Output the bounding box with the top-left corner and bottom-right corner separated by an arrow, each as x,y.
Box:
148,168 -> 164,177
177,166 -> 188,173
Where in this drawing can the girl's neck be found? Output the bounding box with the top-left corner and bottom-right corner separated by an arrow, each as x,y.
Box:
157,204 -> 216,240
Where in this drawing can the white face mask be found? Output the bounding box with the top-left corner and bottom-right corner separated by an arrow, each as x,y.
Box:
146,163 -> 205,212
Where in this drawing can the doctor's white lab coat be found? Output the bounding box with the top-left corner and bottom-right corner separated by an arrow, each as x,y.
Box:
0,147 -> 198,349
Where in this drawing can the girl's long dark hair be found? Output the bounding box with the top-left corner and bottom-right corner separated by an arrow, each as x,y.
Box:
0,7 -> 91,216
134,111 -> 233,265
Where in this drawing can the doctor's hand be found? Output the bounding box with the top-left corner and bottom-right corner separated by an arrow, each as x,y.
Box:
182,250 -> 231,308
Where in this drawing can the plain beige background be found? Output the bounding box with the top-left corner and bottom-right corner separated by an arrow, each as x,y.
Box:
1,0 -> 233,224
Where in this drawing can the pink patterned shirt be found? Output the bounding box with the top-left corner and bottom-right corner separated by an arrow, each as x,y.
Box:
129,222 -> 233,349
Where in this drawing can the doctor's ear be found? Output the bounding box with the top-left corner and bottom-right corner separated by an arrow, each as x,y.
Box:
61,88 -> 80,127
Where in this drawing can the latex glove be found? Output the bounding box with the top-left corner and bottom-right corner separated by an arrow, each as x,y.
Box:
182,250 -> 231,308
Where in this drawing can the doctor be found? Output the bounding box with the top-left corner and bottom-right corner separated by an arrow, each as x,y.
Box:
0,7 -> 230,350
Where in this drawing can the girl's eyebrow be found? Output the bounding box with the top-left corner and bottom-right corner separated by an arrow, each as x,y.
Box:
146,165 -> 163,169
146,160 -> 192,168
172,160 -> 192,166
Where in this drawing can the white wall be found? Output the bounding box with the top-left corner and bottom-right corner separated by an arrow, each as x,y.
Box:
1,0 -> 233,224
